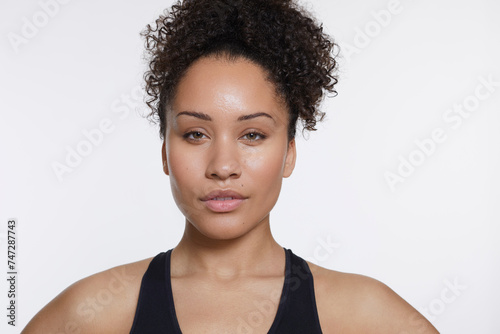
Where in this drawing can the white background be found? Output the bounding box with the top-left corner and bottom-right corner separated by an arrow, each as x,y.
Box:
1,0 -> 499,332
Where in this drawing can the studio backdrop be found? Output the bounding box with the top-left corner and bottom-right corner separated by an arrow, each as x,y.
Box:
1,0 -> 499,333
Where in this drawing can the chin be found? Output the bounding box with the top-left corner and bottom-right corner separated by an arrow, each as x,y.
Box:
187,215 -> 265,241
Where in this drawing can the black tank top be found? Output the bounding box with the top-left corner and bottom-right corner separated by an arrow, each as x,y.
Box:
129,248 -> 323,333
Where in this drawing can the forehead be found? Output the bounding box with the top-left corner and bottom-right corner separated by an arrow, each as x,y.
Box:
171,56 -> 288,122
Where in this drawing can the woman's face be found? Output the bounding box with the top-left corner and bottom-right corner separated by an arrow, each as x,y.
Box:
162,55 -> 296,240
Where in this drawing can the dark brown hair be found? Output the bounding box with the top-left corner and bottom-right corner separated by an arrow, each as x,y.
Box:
141,0 -> 339,140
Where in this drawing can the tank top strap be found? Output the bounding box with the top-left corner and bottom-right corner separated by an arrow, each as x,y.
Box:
130,248 -> 322,333
269,248 -> 323,333
129,249 -> 181,333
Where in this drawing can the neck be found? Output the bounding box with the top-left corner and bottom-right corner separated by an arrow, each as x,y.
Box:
172,216 -> 284,279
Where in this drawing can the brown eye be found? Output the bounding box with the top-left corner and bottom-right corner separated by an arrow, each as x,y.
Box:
242,132 -> 266,141
183,131 -> 207,141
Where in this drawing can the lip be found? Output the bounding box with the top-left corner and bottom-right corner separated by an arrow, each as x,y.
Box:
201,190 -> 247,213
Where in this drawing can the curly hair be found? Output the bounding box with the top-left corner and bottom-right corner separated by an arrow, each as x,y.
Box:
141,0 -> 339,140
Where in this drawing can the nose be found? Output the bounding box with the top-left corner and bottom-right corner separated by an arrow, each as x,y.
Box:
205,138 -> 242,181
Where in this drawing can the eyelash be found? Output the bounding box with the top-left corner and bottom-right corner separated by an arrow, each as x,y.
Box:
183,131 -> 207,141
182,131 -> 267,142
242,131 -> 267,141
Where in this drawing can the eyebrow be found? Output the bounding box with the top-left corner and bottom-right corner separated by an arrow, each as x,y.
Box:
176,111 -> 275,123
237,112 -> 275,123
176,111 -> 212,121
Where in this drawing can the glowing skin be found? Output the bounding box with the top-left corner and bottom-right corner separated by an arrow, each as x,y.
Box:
162,55 -> 296,242
22,55 -> 438,334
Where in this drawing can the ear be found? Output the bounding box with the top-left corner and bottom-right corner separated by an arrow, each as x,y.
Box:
283,138 -> 296,178
161,140 -> 169,175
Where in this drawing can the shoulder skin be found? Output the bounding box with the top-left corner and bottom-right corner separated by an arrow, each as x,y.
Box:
308,262 -> 439,333
23,257 -> 439,333
21,257 -> 152,334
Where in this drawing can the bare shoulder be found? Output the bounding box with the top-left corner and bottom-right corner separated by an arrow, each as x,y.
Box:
22,256 -> 154,334
307,262 -> 439,334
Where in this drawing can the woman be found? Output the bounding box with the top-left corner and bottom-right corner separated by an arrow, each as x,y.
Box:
23,0 -> 438,332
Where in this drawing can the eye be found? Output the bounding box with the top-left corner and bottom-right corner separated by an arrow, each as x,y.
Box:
183,131 -> 207,141
242,131 -> 266,141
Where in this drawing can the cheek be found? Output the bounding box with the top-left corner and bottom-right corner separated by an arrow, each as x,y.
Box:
242,151 -> 265,171
167,146 -> 208,217
244,146 -> 287,185
167,147 -> 200,193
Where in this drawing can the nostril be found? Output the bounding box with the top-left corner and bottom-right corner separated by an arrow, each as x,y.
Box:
205,150 -> 242,180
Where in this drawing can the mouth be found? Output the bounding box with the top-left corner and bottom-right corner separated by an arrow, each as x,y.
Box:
201,190 -> 246,201
201,190 -> 247,212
